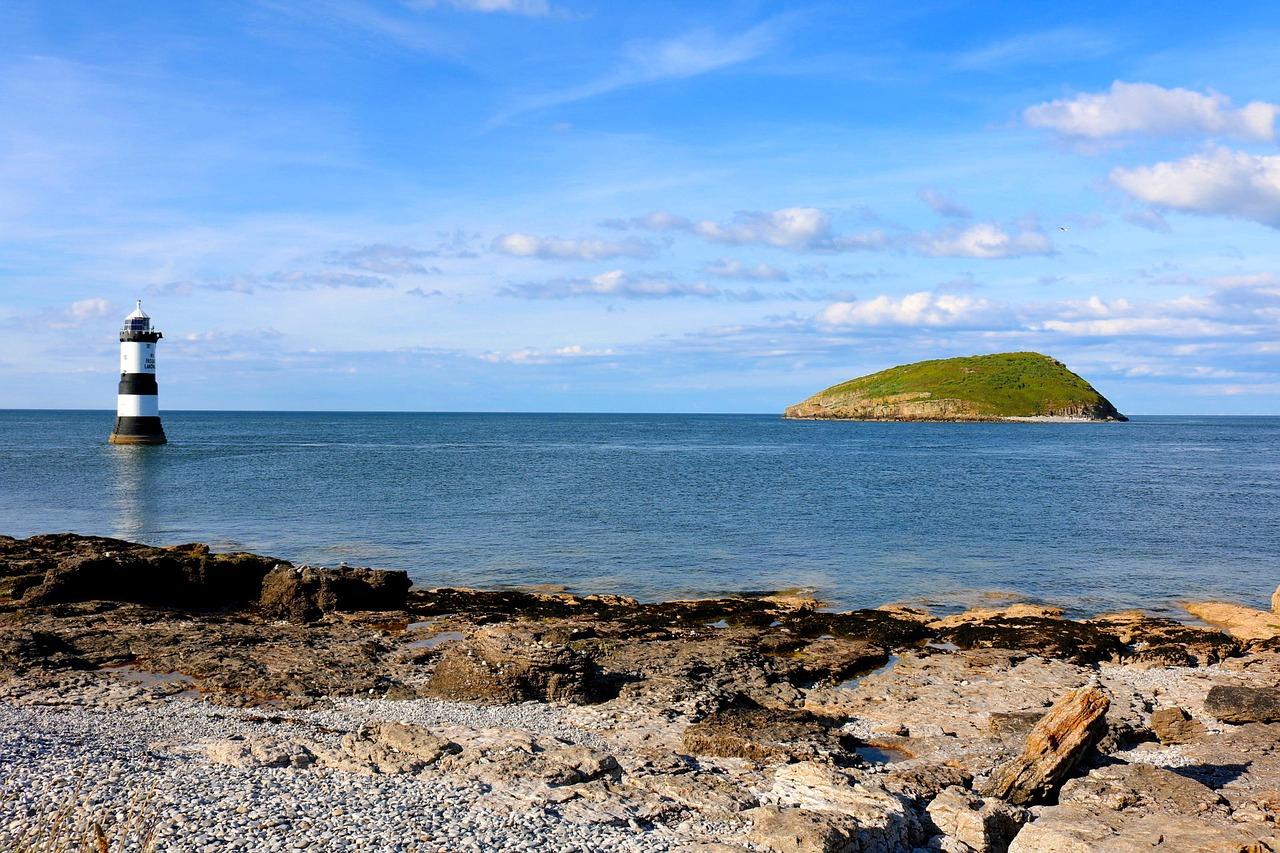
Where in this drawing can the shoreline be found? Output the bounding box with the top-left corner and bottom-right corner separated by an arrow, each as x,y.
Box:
3,533 -> 1279,851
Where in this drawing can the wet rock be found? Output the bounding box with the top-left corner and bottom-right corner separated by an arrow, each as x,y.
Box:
423,622 -> 597,704
681,700 -> 855,764
924,785 -> 1027,853
0,628 -> 87,674
258,564 -> 410,623
204,735 -> 316,769
1149,706 -> 1206,744
11,535 -> 278,610
983,686 -> 1110,805
772,637 -> 889,686
938,616 -> 1122,665
1091,611 -> 1241,667
1205,685 -> 1280,724
1185,601 -> 1280,644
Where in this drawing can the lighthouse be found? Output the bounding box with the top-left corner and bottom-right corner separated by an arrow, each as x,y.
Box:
109,301 -> 167,445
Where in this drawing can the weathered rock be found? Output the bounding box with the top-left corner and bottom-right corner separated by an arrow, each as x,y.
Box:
1007,763 -> 1276,853
983,686 -> 1110,805
423,622 -> 598,704
1091,611 -> 1241,667
258,564 -> 410,623
1149,706 -> 1206,744
1273,585 -> 1280,616
1185,601 -> 1280,644
681,701 -> 855,764
10,535 -> 278,610
0,628 -> 87,674
1205,685 -> 1280,724
925,785 -> 1027,853
746,805 -> 859,853
331,721 -> 460,774
759,762 -> 921,851
204,735 -> 315,769
938,616 -> 1122,665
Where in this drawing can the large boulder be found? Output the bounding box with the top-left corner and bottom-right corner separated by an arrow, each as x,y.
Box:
983,686 -> 1109,805
1205,685 -> 1280,724
16,536 -> 275,609
257,564 -> 410,622
422,622 -> 598,704
1184,601 -> 1280,643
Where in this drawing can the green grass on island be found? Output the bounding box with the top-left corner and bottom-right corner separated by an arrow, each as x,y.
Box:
784,351 -> 1126,422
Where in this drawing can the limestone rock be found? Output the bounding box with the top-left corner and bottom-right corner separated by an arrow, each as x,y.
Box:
924,786 -> 1027,853
1149,706 -> 1206,744
332,721 -> 460,775
1185,601 -> 1280,643
983,686 -> 1109,805
1273,585 -> 1280,616
258,564 -> 410,623
763,762 -> 921,850
681,702 -> 854,764
1205,685 -> 1280,724
423,622 -> 597,704
1007,763 -> 1276,853
204,735 -> 315,769
746,805 -> 858,853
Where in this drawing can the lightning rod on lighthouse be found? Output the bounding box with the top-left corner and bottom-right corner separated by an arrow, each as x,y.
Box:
109,301 -> 167,445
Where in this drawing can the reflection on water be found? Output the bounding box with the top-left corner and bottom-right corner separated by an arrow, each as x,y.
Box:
110,446 -> 162,541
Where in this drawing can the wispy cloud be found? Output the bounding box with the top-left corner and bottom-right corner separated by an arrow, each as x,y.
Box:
704,258 -> 789,281
492,233 -> 657,260
327,244 -> 444,275
954,27 -> 1116,71
917,188 -> 971,219
501,269 -> 838,301
491,20 -> 784,123
405,0 -> 551,16
916,221 -> 1053,259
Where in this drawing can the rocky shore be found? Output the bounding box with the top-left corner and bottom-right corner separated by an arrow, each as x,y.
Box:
2,534 -> 1279,852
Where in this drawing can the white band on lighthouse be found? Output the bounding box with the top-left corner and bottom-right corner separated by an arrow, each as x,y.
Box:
120,341 -> 157,374
116,394 -> 160,418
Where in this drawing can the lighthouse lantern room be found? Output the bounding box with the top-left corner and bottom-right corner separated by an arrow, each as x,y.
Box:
109,301 -> 167,445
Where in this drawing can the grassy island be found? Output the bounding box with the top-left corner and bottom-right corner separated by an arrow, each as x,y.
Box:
784,351 -> 1126,422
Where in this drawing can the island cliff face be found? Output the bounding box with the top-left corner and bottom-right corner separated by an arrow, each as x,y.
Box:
784,351 -> 1126,422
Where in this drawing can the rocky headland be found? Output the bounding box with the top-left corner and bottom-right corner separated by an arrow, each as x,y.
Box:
2,533 -> 1279,851
783,352 -> 1127,423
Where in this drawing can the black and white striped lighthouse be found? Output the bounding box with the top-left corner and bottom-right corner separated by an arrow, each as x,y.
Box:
108,301 -> 167,445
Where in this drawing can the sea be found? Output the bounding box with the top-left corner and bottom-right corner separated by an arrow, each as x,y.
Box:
2,410 -> 1277,616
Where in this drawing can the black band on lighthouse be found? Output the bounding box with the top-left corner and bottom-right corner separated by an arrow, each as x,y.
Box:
111,416 -> 167,441
118,373 -> 159,395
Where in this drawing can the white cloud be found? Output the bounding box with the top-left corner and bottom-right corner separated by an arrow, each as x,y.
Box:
704,258 -> 789,281
916,222 -> 1053,259
918,188 -> 971,218
1025,82 -> 1280,142
478,344 -> 618,364
407,0 -> 550,15
492,233 -> 656,260
819,291 -> 998,328
693,207 -> 831,248
1110,147 -> 1280,228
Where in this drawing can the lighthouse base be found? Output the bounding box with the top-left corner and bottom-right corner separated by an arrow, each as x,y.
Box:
109,416 -> 167,445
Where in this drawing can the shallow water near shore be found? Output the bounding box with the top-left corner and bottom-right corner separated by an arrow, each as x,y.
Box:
1,410 -> 1277,614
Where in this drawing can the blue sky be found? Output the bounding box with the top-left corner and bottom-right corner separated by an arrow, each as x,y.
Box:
3,1 -> 1280,413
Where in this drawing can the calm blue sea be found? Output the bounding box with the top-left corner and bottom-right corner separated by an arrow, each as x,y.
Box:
1,410 -> 1277,615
